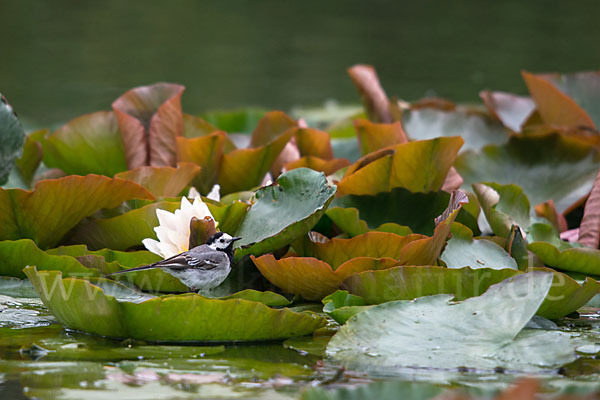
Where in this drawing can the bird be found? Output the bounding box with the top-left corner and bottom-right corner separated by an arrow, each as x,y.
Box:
107,232 -> 242,292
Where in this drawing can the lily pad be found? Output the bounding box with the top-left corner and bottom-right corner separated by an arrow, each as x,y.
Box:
327,272 -> 576,371
440,223 -> 518,270
235,168 -> 336,259
114,162 -> 201,198
480,91 -> 536,133
251,254 -> 398,301
112,82 -> 185,168
341,265 -> 600,320
473,182 -> 531,238
337,137 -> 463,196
25,267 -> 326,342
0,175 -> 154,249
15,129 -> 46,187
43,111 -> 127,176
333,188 -> 479,236
354,119 -> 407,155
522,71 -> 597,129
284,156 -> 350,176
322,290 -> 368,325
302,381 -> 444,400
200,108 -> 266,134
295,127 -> 335,159
456,133 -> 600,213
402,107 -> 509,151
0,94 -> 26,185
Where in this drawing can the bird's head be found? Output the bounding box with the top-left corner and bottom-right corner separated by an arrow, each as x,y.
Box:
206,232 -> 242,252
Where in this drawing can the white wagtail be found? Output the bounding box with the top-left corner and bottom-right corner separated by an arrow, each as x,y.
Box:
108,232 -> 242,291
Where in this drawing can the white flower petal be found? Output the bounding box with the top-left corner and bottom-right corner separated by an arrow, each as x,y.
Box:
156,209 -> 178,230
206,184 -> 221,201
187,187 -> 200,199
142,238 -> 162,256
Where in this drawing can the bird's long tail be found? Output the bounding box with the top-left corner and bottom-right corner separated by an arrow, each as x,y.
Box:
105,263 -> 160,276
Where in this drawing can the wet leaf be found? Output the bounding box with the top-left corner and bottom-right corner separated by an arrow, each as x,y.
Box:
0,94 -> 26,185
235,168 -> 336,259
337,137 -> 463,196
0,175 -> 154,249
402,107 -> 509,151
43,111 -> 127,176
441,223 -> 518,270
522,71 -> 596,128
328,272 -> 576,371
354,119 -> 407,155
480,91 -> 536,132
25,267 -> 326,341
15,129 -> 45,187
112,83 -> 185,168
251,254 -> 397,301
115,162 -> 201,198
347,64 -> 393,123
457,133 -> 600,213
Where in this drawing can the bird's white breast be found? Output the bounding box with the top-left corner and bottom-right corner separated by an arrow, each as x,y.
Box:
164,265 -> 231,291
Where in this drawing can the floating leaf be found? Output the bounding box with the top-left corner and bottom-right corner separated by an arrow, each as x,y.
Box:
302,381 -> 443,400
251,254 -> 397,301
115,162 -> 201,198
68,201 -> 180,251
235,168 -> 336,259
337,137 -> 463,196
182,113 -> 218,138
324,207 -> 369,237
333,188 -> 478,236
0,94 -> 26,185
542,71 -> 600,128
354,119 -> 407,155
0,175 -> 154,249
284,156 -> 350,176
322,290 -> 368,325
342,264 -> 599,320
457,133 -> 600,213
296,231 -> 425,268
201,108 -> 266,134
219,289 -> 291,307
480,91 -> 536,132
441,223 -> 518,270
347,64 -> 393,123
473,182 -> 531,238
249,111 -> 297,147
295,127 -> 334,159
25,267 -> 326,341
328,272 -> 576,371
176,131 -> 233,194
522,71 -> 596,128
402,107 -> 509,151
218,129 -> 295,194
43,111 -> 127,176
16,129 -> 45,187
112,83 -> 185,168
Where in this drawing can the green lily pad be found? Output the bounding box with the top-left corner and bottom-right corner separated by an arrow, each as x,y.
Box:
43,111 -> 127,176
473,182 -> 531,238
322,290 -> 368,325
543,72 -> 600,128
325,207 -> 413,237
218,289 -> 291,307
333,188 -> 479,236
528,223 -> 600,276
341,265 -> 600,320
327,272 -> 576,371
0,175 -> 154,249
114,163 -> 201,198
337,137 -> 463,196
0,94 -> 26,185
441,223 -> 518,270
68,201 -> 181,251
0,276 -> 39,298
235,168 -> 336,259
25,267 -> 326,342
402,107 -> 509,151
456,133 -> 600,213
201,108 -> 267,134
15,129 -> 45,187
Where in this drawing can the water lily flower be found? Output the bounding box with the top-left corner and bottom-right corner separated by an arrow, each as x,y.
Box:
188,184 -> 221,202
142,196 -> 217,259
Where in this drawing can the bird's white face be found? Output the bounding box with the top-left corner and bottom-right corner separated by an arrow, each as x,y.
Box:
209,233 -> 236,251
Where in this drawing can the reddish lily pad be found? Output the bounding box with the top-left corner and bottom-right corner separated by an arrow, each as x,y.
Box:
480,91 -> 536,132
294,127 -> 335,159
337,137 -> 463,196
112,83 -> 185,168
25,267 -> 326,342
522,71 -> 596,129
354,119 -> 407,155
114,162 -> 201,198
284,156 -> 350,176
249,111 -> 297,147
347,64 -> 393,123
43,111 -> 127,176
251,254 -> 398,301
0,175 -> 154,249
182,113 -> 218,138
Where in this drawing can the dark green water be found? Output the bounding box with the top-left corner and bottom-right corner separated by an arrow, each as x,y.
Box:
1,0 -> 600,127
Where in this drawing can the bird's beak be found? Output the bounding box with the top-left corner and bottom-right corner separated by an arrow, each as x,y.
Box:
232,237 -> 242,242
